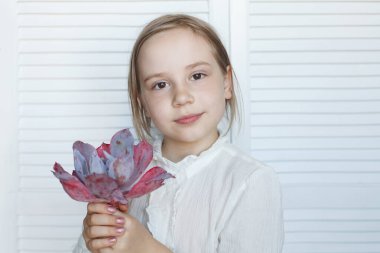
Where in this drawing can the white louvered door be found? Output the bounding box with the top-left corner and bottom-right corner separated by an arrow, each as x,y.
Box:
1,0 -> 380,252
248,1 -> 380,253
0,1 -> 18,252
16,1 -> 211,252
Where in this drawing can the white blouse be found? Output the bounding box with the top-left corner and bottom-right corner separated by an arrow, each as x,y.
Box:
73,135 -> 284,253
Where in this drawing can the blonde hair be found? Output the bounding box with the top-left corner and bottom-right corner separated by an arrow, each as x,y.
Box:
128,14 -> 240,140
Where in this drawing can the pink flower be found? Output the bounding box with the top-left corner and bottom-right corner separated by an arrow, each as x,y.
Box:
53,129 -> 174,206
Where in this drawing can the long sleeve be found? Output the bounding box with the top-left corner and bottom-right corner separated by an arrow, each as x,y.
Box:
217,166 -> 284,253
72,235 -> 91,253
70,138 -> 284,253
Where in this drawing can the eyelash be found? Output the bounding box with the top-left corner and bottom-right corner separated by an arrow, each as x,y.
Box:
152,81 -> 168,90
191,72 -> 206,81
151,72 -> 207,90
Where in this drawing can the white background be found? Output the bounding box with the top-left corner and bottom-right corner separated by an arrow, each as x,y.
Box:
1,0 -> 380,252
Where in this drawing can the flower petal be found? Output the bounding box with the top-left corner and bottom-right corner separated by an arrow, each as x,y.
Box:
52,162 -> 97,202
110,129 -> 134,158
84,173 -> 119,200
108,154 -> 134,186
73,141 -> 106,175
119,140 -> 153,192
73,149 -> 87,182
110,189 -> 128,205
124,167 -> 174,199
133,140 -> 153,176
97,143 -> 110,160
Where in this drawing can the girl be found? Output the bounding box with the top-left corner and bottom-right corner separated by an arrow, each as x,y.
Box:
73,14 -> 284,253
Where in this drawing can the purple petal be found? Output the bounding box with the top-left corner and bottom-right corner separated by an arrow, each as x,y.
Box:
90,153 -> 107,174
119,140 -> 153,192
102,150 -> 115,169
108,154 -> 134,186
73,149 -> 87,182
52,162 -> 97,202
124,167 -> 174,199
110,189 -> 128,205
84,173 -> 119,200
110,129 -> 134,158
73,141 -> 106,175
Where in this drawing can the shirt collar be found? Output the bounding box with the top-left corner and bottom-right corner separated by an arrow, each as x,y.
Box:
152,131 -> 229,178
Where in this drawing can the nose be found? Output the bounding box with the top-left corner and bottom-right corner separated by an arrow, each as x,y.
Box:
172,83 -> 194,107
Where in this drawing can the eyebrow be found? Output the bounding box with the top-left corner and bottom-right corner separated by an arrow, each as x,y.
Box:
186,61 -> 211,70
143,61 -> 211,83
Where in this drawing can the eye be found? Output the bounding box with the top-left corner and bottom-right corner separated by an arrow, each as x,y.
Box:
153,81 -> 168,90
191,72 -> 205,81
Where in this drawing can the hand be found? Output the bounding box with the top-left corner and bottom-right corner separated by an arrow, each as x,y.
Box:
83,202 -> 127,252
104,209 -> 166,253
83,202 -> 171,253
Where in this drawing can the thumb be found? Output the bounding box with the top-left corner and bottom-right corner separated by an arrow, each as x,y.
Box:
118,203 -> 129,213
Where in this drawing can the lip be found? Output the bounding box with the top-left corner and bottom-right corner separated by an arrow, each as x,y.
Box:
175,113 -> 204,124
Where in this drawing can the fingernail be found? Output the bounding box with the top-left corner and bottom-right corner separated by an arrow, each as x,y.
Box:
116,217 -> 125,224
116,227 -> 125,234
109,237 -> 117,244
107,206 -> 116,213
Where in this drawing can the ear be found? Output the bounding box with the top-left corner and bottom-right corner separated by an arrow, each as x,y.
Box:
223,65 -> 233,100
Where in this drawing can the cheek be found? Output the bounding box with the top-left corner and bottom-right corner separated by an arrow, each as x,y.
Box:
200,86 -> 226,113
142,95 -> 167,119
140,95 -> 154,117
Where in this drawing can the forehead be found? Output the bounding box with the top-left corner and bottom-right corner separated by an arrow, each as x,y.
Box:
137,28 -> 217,74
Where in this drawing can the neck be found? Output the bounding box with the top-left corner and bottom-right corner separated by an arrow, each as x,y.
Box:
161,131 -> 219,163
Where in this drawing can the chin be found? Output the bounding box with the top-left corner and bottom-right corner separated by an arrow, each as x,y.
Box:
180,130 -> 216,143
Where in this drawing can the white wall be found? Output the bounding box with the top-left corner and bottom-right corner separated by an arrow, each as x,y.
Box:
0,0 -> 379,252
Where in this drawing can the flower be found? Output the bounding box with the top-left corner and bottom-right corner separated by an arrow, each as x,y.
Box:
52,129 -> 174,206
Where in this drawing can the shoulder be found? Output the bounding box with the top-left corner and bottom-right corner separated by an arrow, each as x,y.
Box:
221,142 -> 268,167
206,142 -> 282,201
214,143 -> 283,237
218,142 -> 279,183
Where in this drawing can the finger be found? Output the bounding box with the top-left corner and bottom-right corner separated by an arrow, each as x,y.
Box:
118,203 -> 128,213
86,213 -> 125,226
87,202 -> 117,215
84,225 -> 125,239
111,211 -> 136,230
113,209 -> 129,217
87,237 -> 117,251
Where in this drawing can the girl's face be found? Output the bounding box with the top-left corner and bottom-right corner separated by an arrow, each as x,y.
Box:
137,28 -> 232,148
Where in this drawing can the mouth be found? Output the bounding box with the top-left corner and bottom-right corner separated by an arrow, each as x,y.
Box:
174,113 -> 204,125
